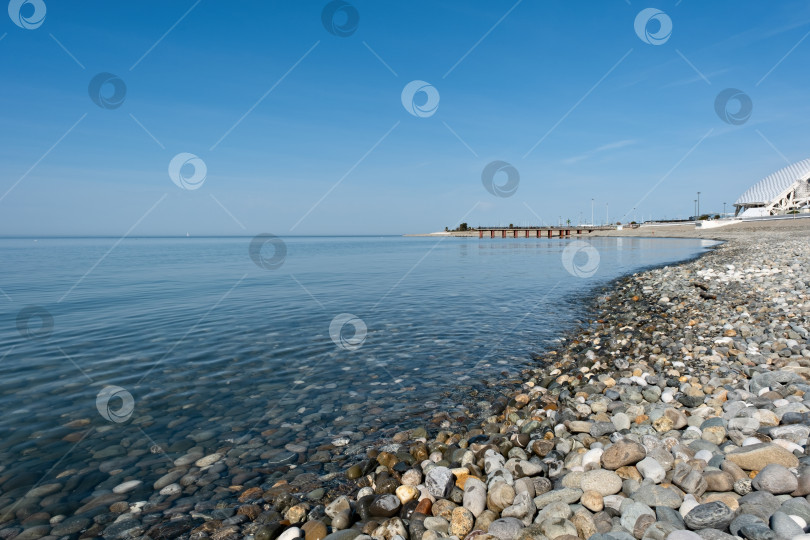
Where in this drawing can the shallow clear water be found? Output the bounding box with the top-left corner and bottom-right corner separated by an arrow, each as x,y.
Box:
0,235 -> 716,521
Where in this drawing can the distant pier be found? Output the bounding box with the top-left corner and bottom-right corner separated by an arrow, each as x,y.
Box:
475,226 -> 612,238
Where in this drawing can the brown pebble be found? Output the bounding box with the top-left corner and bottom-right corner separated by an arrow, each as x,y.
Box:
109,501 -> 129,513
415,498 -> 432,515
703,493 -> 740,511
238,487 -> 263,503
720,460 -> 747,482
433,499 -> 458,519
377,452 -> 398,469
704,470 -> 735,492
615,466 -> 642,481
237,504 -> 261,520
62,431 -> 88,443
301,520 -> 328,540
581,490 -> 604,512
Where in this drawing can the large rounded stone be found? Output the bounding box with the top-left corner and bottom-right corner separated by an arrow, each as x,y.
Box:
581,469 -> 622,496
752,464 -> 798,495
449,507 -> 475,538
369,494 -> 401,518
684,502 -> 735,531
488,517 -> 525,540
770,511 -> 804,539
463,477 -> 487,517
726,443 -> 799,471
601,441 -> 646,470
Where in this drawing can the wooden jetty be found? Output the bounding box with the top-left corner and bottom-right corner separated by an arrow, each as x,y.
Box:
475,227 -> 608,238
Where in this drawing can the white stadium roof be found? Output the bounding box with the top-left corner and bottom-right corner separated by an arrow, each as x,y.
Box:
735,159 -> 810,206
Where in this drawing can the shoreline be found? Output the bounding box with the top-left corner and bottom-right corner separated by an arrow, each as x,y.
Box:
7,221 -> 810,540
253,219 -> 810,540
409,216 -> 810,242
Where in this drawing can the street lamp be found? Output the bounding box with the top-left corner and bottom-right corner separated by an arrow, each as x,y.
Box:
723,202 -> 726,218
697,192 -> 701,218
606,202 -> 609,226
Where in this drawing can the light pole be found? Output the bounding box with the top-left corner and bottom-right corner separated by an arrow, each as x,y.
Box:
591,198 -> 594,226
723,202 -> 726,218
606,202 -> 609,226
697,192 -> 701,218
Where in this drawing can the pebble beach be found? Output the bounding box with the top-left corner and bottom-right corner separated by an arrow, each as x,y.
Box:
5,220 -> 810,540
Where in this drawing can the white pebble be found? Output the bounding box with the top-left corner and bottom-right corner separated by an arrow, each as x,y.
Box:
112,480 -> 142,494
582,448 -> 603,470
694,450 -> 713,462
679,494 -> 699,517
194,453 -> 222,468
159,483 -> 181,496
772,439 -> 803,453
277,527 -> 302,540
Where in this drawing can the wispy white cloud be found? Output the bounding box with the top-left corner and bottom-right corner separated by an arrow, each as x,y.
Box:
563,139 -> 637,164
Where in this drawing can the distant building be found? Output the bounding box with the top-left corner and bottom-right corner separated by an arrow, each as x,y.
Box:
734,159 -> 810,217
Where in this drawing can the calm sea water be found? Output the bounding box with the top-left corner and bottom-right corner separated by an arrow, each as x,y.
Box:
0,235 -> 716,522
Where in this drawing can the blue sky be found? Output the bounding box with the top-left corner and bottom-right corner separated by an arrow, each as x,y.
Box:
2,0 -> 810,235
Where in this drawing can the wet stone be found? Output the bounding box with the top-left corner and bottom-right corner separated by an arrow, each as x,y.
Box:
51,516 -> 90,536
369,495 -> 400,518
